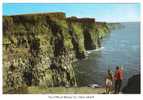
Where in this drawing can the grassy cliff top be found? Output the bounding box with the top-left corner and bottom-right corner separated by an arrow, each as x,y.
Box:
3,12 -> 66,20
3,12 -> 97,23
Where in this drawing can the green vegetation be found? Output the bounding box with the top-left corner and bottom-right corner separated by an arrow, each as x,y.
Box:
4,86 -> 105,94
3,12 -> 112,94
28,87 -> 105,94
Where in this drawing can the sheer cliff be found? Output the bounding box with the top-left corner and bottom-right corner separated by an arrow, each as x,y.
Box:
3,12 -> 110,92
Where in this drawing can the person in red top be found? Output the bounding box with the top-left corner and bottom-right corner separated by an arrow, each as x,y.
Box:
114,66 -> 124,94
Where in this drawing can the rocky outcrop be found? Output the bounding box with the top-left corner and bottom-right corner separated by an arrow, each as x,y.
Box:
3,12 -> 110,93
122,74 -> 140,94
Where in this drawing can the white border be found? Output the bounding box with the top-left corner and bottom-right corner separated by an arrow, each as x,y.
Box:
0,0 -> 142,100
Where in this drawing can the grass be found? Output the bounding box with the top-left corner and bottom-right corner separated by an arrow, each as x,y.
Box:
26,86 -> 105,94
3,86 -> 105,94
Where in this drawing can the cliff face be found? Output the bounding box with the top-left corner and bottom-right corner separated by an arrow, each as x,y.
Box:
67,17 -> 101,50
3,12 -> 110,92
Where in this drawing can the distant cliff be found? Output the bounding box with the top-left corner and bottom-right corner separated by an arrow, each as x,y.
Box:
3,12 -> 110,92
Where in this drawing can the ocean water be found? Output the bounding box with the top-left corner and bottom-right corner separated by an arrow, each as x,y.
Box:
74,22 -> 140,87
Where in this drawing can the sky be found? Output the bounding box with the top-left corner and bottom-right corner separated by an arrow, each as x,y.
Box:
3,3 -> 140,22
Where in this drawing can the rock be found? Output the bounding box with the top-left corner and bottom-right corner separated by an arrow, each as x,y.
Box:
122,74 -> 140,94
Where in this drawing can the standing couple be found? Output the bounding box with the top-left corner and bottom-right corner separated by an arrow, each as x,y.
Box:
105,66 -> 124,94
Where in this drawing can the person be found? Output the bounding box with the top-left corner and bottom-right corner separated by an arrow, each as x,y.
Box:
114,66 -> 124,94
105,69 -> 113,94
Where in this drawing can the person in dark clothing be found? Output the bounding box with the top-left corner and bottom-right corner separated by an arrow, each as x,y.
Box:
114,66 -> 124,94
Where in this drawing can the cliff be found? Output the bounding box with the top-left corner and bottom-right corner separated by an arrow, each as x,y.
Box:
3,12 -> 110,93
67,17 -> 100,50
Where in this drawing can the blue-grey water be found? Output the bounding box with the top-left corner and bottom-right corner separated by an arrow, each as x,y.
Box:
74,22 -> 140,87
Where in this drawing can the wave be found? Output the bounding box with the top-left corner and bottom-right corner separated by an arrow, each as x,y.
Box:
86,47 -> 104,55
